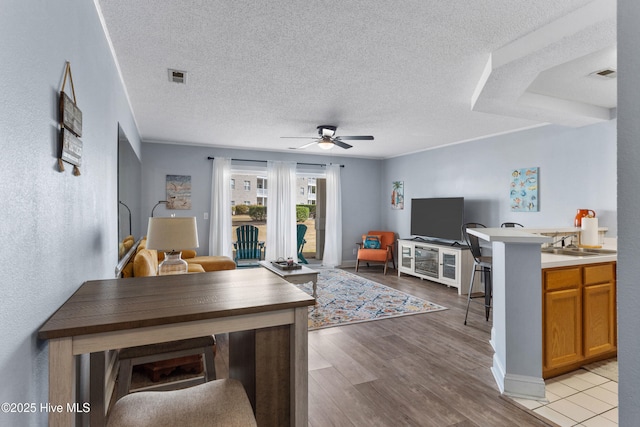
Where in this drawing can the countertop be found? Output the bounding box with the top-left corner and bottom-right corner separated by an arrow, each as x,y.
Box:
541,250 -> 617,268
465,227 -> 617,269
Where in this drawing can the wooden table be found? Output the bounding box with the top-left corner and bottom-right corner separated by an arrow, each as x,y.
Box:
259,261 -> 319,299
38,269 -> 315,427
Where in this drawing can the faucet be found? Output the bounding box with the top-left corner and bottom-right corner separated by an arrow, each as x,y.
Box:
549,234 -> 578,248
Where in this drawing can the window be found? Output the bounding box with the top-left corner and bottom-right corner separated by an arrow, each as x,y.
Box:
300,187 -> 305,195
231,200 -> 235,206
244,180 -> 250,191
230,178 -> 235,189
244,201 -> 251,205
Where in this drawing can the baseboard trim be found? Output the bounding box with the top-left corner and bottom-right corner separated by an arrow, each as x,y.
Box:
503,373 -> 546,400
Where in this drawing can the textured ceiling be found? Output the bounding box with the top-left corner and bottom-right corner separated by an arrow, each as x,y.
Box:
97,0 -> 616,159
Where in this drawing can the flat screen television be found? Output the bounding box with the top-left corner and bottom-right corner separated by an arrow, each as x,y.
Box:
410,197 -> 465,242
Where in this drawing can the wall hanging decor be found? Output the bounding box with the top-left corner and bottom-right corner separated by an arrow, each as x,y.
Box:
166,175 -> 192,209
510,167 -> 538,211
391,181 -> 404,210
58,61 -> 83,176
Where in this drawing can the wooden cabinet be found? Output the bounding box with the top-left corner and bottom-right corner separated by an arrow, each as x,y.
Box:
542,262 -> 616,378
583,264 -> 617,358
398,239 -> 476,294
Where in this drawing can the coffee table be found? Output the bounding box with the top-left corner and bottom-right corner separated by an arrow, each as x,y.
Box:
259,261 -> 319,299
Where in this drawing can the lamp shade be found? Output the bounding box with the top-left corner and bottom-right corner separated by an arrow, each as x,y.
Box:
146,217 -> 199,252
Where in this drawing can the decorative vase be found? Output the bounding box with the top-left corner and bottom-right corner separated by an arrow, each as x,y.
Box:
158,251 -> 188,275
574,209 -> 596,227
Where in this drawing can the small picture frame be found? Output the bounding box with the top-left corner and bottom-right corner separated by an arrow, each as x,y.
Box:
60,128 -> 83,167
60,91 -> 83,137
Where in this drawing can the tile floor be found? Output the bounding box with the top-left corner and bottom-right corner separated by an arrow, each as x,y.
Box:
512,368 -> 618,426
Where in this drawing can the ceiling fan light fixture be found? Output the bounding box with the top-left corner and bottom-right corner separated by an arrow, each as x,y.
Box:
317,140 -> 334,150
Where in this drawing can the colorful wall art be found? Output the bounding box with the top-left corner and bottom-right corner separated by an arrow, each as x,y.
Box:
391,181 -> 404,210
166,174 -> 192,209
510,167 -> 538,212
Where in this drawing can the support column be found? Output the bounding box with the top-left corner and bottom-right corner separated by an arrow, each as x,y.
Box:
467,228 -> 550,400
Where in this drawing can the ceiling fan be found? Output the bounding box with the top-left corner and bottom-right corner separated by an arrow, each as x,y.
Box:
282,125 -> 374,150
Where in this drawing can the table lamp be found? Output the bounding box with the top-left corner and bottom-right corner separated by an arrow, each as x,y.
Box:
146,216 -> 199,275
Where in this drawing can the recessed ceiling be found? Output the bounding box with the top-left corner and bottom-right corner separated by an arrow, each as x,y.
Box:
471,0 -> 616,127
97,0 -> 616,159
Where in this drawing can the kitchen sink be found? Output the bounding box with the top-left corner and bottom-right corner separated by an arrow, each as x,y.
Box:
541,247 -> 617,256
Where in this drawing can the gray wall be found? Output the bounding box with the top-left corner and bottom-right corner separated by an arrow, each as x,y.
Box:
141,143 -> 382,262
0,2 -> 140,426
617,0 -> 640,424
381,121 -> 617,238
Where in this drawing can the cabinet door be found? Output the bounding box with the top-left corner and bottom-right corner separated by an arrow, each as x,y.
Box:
544,288 -> 582,371
414,246 -> 439,278
439,249 -> 459,286
399,243 -> 413,272
583,282 -> 616,358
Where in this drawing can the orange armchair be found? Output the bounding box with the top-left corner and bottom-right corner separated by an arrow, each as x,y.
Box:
356,230 -> 397,275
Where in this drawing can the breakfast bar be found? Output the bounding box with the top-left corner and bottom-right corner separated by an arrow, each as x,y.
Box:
38,268 -> 315,427
467,226 -> 618,399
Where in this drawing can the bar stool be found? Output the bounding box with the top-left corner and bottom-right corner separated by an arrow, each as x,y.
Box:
501,222 -> 524,228
462,223 -> 492,325
107,378 -> 256,426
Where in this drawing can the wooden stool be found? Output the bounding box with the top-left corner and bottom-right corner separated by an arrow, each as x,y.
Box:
117,335 -> 216,399
107,379 -> 256,427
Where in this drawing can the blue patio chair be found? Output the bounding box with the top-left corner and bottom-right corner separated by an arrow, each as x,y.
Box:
297,224 -> 308,264
233,225 -> 265,267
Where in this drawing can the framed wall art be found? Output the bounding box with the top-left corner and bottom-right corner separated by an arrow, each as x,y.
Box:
391,181 -> 404,210
166,175 -> 192,209
58,61 -> 83,175
510,167 -> 538,212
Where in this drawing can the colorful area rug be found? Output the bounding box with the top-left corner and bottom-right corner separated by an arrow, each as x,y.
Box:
294,268 -> 447,330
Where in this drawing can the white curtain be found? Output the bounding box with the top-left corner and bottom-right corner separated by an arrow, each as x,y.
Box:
209,157 -> 232,257
265,161 -> 297,261
322,164 -> 342,267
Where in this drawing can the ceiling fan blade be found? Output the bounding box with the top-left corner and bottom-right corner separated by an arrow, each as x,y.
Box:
333,139 -> 352,149
337,135 -> 374,140
289,140 -> 319,150
280,136 -> 318,139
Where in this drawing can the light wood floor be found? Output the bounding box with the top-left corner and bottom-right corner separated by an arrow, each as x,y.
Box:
215,266 -> 552,427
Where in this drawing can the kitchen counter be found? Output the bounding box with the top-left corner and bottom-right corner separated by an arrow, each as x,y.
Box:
466,227 -> 617,268
521,226 -> 608,234
541,251 -> 617,268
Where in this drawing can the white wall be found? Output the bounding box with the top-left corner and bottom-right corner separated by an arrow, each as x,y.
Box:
617,0 -> 640,424
0,2 -> 140,425
381,121 -> 617,237
141,143 -> 382,263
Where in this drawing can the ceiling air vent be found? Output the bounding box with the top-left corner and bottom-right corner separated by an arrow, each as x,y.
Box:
168,69 -> 187,84
589,68 -> 617,79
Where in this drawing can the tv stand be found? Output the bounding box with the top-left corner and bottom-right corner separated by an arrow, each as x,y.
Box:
397,239 -> 480,295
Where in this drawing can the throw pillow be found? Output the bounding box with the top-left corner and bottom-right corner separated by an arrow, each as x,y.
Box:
362,234 -> 381,249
